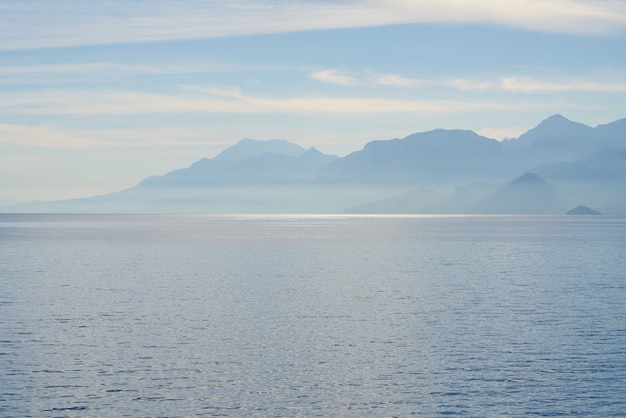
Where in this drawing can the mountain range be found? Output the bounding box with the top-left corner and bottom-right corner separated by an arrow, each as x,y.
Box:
4,114 -> 626,214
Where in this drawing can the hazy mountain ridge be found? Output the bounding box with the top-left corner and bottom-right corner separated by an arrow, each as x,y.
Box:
316,129 -> 508,186
140,142 -> 337,187
504,114 -> 626,164
507,114 -> 593,148
3,115 -> 626,214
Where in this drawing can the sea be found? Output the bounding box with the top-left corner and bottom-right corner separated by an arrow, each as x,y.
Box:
1,214 -> 625,417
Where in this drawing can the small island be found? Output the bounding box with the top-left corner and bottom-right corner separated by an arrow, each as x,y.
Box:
566,205 -> 602,215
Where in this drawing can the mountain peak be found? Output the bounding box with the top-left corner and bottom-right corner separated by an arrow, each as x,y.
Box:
214,138 -> 306,162
301,146 -> 335,159
544,113 -> 569,122
533,113 -> 590,132
471,172 -> 559,214
510,114 -> 593,148
510,172 -> 547,186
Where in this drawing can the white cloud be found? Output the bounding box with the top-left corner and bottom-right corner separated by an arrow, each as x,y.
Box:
310,69 -> 358,86
499,77 -> 626,93
367,0 -> 626,34
3,73 -> 623,120
0,87 -> 519,116
0,124 -> 105,149
0,63 -> 175,75
0,62 -> 301,85
366,70 -> 423,88
74,128 -> 220,147
439,76 -> 626,93
1,0 -> 625,50
447,79 -> 495,91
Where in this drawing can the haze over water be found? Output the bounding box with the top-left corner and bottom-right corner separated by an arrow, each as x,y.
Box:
2,214 -> 626,416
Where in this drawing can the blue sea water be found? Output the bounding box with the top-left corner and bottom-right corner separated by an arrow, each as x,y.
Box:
1,214 -> 625,417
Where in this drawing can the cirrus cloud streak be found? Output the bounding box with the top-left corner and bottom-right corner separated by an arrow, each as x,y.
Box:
1,0 -> 625,51
0,124 -> 105,149
0,87 -> 522,117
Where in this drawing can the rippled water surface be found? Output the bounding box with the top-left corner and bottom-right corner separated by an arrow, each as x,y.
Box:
1,214 -> 626,416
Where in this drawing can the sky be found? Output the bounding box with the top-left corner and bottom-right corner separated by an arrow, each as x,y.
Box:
2,0 -> 626,202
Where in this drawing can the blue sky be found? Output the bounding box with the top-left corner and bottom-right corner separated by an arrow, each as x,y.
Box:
2,0 -> 626,202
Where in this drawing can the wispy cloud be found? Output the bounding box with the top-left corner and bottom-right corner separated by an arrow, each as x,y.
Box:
0,63 -> 179,76
1,0 -> 625,50
0,63 -> 303,85
498,77 -> 626,93
74,128 -> 220,147
313,69 -> 626,93
0,124 -> 105,149
5,72 -> 623,119
447,79 -> 495,91
370,0 -> 626,34
310,69 -> 358,86
0,63 -> 181,85
0,87 -> 515,116
366,70 -> 423,88
446,76 -> 626,93
0,122 -> 217,150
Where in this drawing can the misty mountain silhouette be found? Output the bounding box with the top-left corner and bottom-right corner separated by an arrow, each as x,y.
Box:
505,114 -> 626,164
470,173 -> 560,214
140,139 -> 337,187
316,129 -> 507,186
509,114 -> 593,148
3,114 -> 626,214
